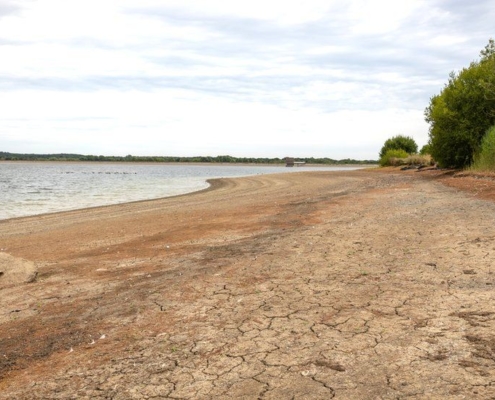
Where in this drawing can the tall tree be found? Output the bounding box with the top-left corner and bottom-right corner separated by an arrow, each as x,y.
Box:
425,39 -> 495,168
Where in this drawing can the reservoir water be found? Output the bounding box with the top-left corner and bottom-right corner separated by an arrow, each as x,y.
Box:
0,162 -> 362,220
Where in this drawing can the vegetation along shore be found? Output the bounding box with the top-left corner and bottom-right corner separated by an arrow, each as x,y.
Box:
0,152 -> 375,165
379,39 -> 495,172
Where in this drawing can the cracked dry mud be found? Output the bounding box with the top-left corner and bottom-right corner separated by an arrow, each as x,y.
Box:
1,169 -> 495,399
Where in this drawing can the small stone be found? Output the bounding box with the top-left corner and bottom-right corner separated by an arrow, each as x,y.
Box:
26,271 -> 38,283
463,269 -> 476,275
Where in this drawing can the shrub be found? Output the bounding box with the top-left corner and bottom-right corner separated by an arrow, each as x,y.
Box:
403,154 -> 434,166
379,135 -> 418,159
379,149 -> 408,166
471,125 -> 495,171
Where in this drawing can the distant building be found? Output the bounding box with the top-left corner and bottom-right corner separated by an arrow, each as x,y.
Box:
285,157 -> 306,167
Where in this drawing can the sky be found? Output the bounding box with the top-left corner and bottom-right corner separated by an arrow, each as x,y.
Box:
0,1 -> 494,160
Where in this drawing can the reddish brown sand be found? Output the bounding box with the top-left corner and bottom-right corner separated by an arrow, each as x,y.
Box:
1,168 -> 495,399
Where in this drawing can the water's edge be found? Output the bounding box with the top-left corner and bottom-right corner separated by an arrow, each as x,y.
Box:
0,163 -> 364,220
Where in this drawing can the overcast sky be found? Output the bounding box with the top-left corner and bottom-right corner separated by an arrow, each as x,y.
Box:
0,0 -> 493,159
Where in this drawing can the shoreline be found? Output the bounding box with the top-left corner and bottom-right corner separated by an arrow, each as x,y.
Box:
1,169 -> 495,398
0,178 -> 219,225
0,165 -> 370,223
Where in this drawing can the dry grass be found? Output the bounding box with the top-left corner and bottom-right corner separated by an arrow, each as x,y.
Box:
384,154 -> 434,167
403,154 -> 434,166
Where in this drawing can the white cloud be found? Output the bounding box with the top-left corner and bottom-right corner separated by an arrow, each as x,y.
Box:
131,0 -> 334,25
347,0 -> 424,34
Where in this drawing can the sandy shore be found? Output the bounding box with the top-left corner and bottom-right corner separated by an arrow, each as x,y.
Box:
1,169 -> 495,399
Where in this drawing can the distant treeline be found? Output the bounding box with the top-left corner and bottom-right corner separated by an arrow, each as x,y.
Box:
0,152 -> 377,165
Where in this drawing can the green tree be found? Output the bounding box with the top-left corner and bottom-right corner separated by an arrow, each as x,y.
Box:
379,135 -> 418,159
419,144 -> 432,155
425,39 -> 495,168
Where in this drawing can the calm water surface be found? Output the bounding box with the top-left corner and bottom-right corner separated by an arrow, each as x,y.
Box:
0,162 -> 361,220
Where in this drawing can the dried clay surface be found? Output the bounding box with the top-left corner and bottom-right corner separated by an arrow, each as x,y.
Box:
1,169 -> 495,399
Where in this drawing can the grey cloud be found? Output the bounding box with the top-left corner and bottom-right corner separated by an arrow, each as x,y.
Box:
130,5 -> 471,84
4,0 -> 494,115
0,1 -> 19,17
58,3 -> 495,79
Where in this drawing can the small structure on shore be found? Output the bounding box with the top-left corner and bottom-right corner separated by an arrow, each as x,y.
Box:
285,158 -> 306,167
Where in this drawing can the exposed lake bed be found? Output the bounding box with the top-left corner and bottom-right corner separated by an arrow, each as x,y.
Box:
1,168 -> 495,398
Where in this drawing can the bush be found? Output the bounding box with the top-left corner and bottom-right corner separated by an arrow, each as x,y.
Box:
379,135 -> 418,159
471,125 -> 495,171
379,149 -> 409,166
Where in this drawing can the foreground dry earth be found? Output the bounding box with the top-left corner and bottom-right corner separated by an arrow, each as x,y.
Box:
1,169 -> 495,399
